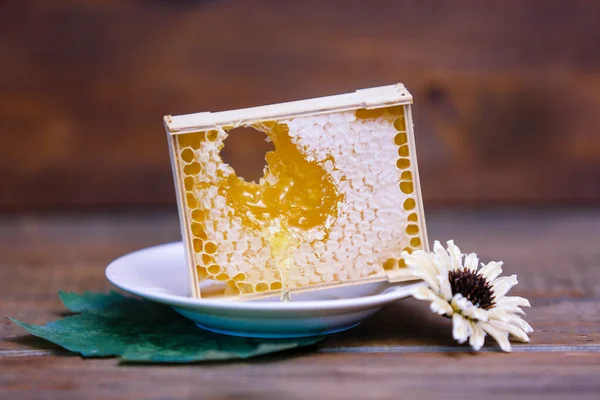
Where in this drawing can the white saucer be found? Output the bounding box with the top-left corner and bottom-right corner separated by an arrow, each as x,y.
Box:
105,242 -> 423,338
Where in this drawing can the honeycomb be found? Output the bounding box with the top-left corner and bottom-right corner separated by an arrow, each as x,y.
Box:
170,101 -> 426,300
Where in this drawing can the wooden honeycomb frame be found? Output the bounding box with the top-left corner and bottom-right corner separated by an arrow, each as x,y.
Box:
164,83 -> 428,300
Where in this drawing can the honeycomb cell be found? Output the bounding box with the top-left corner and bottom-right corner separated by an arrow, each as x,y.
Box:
398,258 -> 407,268
238,283 -> 255,294
183,162 -> 201,175
398,145 -> 409,157
215,273 -> 229,281
186,194 -> 198,209
177,135 -> 191,147
193,239 -> 204,253
406,224 -> 419,235
355,108 -> 384,119
396,158 -> 410,169
386,105 -> 405,116
196,265 -> 209,279
403,198 -> 416,210
204,241 -> 217,254
232,272 -> 247,282
208,264 -> 221,274
383,258 -> 397,271
400,181 -> 414,194
224,281 -> 241,296
206,130 -> 218,142
201,253 -> 213,265
403,246 -> 413,254
410,237 -> 422,247
393,117 -> 406,131
270,281 -> 283,290
191,209 -> 206,222
191,223 -> 207,239
394,132 -> 407,146
408,213 -> 418,222
181,148 -> 195,163
255,282 -> 269,292
401,171 -> 413,181
184,177 -> 194,191
189,132 -> 205,149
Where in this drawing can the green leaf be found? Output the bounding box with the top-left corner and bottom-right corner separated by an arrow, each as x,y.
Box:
11,292 -> 324,363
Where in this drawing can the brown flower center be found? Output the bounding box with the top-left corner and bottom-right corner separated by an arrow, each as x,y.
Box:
448,269 -> 495,310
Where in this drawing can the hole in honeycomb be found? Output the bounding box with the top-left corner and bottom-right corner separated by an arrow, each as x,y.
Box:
186,193 -> 198,208
410,237 -> 422,247
193,239 -> 204,253
183,162 -> 201,175
406,224 -> 419,235
398,258 -> 407,268
398,145 -> 409,157
177,135 -> 190,147
401,171 -> 413,181
207,264 -> 221,274
270,281 -> 282,290
396,158 -> 410,169
383,258 -> 397,271
403,246 -> 413,254
255,282 -> 269,292
400,181 -> 414,194
201,253 -> 213,265
394,132 -> 407,146
181,148 -> 195,163
189,132 -> 206,149
393,117 -> 406,131
232,273 -> 246,281
408,212 -> 418,222
184,177 -> 194,191
403,198 -> 416,210
219,125 -> 274,183
204,241 -> 217,254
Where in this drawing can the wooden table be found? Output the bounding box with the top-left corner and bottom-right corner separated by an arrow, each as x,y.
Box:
1,209 -> 599,399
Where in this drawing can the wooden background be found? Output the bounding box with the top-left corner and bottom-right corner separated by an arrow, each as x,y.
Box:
1,0 -> 600,211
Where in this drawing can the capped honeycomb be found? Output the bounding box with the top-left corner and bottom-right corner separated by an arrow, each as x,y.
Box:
166,84 -> 427,300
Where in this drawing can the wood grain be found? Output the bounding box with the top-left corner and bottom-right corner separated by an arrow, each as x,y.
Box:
1,0 -> 600,210
1,210 -> 599,398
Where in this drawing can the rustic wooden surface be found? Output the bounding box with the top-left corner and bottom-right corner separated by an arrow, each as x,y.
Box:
2,0 -> 600,210
1,209 -> 599,399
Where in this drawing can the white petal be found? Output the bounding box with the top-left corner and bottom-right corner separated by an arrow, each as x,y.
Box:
430,297 -> 454,316
446,240 -> 463,270
404,253 -> 440,293
479,261 -> 503,282
504,314 -> 534,334
411,286 -> 439,302
492,275 -> 518,297
433,241 -> 451,275
463,253 -> 479,272
495,296 -> 531,309
468,320 -> 486,351
437,274 -> 453,301
452,313 -> 470,344
480,321 -> 512,352
488,320 -> 530,343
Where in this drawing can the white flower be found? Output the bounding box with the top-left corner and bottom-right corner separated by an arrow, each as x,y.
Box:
403,240 -> 533,352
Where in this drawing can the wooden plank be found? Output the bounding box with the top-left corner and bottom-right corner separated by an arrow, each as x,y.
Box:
1,1 -> 600,209
0,353 -> 599,400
